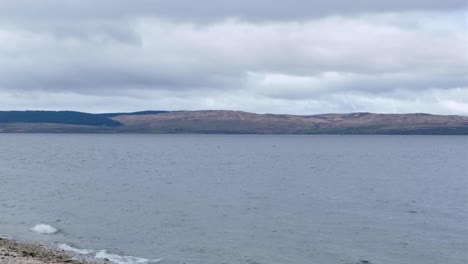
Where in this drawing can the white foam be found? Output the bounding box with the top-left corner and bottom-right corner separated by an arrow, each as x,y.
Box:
58,243 -> 93,255
30,224 -> 58,234
95,250 -> 163,264
58,244 -> 162,264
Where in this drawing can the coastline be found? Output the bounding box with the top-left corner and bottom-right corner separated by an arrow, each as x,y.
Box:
0,236 -> 95,264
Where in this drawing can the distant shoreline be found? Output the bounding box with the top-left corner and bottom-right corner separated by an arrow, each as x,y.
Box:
0,110 -> 467,135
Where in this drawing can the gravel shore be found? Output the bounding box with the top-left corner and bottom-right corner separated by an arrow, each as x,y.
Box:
0,237 -> 94,264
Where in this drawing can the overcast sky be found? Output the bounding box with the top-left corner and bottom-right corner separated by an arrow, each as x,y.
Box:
0,0 -> 467,114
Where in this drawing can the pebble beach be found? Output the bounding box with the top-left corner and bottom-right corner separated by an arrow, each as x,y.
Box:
0,237 -> 93,264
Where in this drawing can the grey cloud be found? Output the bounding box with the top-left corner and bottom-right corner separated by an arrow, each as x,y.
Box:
253,72 -> 468,101
1,14 -> 465,94
0,0 -> 466,22
0,1 -> 466,115
2,0 -> 465,44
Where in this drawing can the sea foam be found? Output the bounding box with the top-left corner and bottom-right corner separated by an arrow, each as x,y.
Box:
58,243 -> 93,255
30,224 -> 58,234
95,250 -> 163,264
58,244 -> 162,264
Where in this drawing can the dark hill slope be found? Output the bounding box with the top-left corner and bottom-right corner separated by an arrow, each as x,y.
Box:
0,111 -> 121,126
97,110 -> 168,118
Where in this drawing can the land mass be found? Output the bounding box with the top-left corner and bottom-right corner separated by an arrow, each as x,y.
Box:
0,110 -> 467,135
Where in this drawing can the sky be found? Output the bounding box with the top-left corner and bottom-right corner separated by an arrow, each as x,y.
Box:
0,0 -> 467,115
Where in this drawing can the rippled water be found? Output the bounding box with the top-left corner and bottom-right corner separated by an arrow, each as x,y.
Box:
0,134 -> 467,264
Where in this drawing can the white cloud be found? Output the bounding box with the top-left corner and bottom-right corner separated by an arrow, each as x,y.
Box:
0,8 -> 466,114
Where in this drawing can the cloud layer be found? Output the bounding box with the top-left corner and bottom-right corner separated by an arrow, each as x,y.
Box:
0,1 -> 466,114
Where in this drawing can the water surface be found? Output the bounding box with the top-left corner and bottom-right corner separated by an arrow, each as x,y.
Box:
0,134 -> 467,264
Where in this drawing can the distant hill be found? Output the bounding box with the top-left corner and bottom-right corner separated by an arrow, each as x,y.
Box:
111,111 -> 468,135
0,111 -> 121,126
0,110 -> 467,135
96,110 -> 169,118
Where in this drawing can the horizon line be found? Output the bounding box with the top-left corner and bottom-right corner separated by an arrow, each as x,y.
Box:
0,109 -> 465,117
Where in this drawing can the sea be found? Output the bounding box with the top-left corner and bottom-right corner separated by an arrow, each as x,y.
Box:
0,134 -> 467,264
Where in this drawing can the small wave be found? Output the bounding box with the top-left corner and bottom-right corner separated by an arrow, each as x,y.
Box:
58,244 -> 162,264
58,243 -> 93,255
95,250 -> 163,264
30,224 -> 58,234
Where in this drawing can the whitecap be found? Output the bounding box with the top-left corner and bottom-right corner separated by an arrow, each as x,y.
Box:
58,243 -> 93,255
30,224 -> 58,234
95,250 -> 163,264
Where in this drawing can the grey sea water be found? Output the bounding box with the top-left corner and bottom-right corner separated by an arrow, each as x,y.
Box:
0,134 -> 467,264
